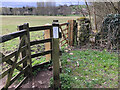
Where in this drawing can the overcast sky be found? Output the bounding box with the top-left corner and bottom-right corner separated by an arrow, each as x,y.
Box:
1,0 -> 119,8
1,0 -> 119,2
1,0 -> 86,7
1,0 -> 84,2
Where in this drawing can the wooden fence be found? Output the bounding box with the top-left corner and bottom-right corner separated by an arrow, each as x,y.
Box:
59,23 -> 69,47
0,23 -> 53,89
59,20 -> 77,47
0,20 -> 76,89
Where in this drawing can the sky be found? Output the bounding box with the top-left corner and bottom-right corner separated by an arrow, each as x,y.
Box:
1,0 -> 119,7
1,0 -> 86,7
1,0 -> 119,2
1,0 -> 84,2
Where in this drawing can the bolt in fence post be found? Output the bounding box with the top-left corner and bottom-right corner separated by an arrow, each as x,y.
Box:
52,20 -> 60,89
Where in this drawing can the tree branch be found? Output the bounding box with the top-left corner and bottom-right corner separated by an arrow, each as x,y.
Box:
110,2 -> 119,13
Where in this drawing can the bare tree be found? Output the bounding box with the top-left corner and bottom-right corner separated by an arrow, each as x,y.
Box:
89,2 -> 119,32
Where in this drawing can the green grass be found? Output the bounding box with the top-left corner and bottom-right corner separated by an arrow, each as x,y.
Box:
59,49 -> 118,88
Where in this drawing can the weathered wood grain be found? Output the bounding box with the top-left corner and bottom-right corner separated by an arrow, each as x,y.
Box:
30,38 -> 52,46
31,50 -> 52,58
29,25 -> 52,31
0,30 -> 27,43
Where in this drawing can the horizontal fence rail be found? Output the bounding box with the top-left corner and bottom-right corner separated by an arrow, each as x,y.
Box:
0,30 -> 27,43
31,50 -> 52,58
29,25 -> 52,32
59,23 -> 69,26
1,45 -> 27,64
30,38 -> 52,46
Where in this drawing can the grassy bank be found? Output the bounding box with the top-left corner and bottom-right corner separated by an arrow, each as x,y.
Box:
53,49 -> 118,88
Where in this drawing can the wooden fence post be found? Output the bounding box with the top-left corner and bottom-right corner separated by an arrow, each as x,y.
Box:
118,2 -> 120,88
68,20 -> 71,46
68,20 -> 74,46
44,24 -> 51,61
52,20 -> 60,89
24,23 -> 32,76
73,20 -> 78,46
18,23 -> 32,77
18,25 -> 27,76
24,23 -> 32,88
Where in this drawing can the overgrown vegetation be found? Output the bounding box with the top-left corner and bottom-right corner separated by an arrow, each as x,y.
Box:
96,14 -> 120,50
50,49 -> 118,88
50,73 -> 74,89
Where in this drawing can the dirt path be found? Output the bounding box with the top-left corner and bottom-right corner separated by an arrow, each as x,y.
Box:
20,69 -> 53,89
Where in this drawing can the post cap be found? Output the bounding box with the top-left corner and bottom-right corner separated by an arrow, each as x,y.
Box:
52,20 -> 59,25
53,20 -> 58,22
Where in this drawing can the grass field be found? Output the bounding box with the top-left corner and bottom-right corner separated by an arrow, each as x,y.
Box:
1,15 -> 79,35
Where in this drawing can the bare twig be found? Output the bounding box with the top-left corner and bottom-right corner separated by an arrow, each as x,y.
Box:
84,0 -> 92,31
110,2 -> 119,13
